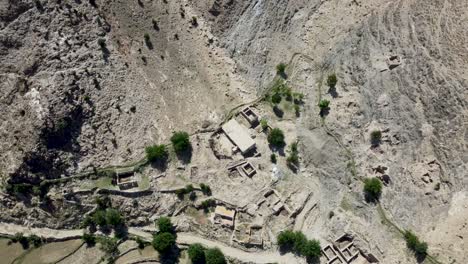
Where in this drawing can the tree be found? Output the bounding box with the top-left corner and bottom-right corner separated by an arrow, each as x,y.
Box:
145,144 -> 168,162
188,243 -> 206,264
200,183 -> 212,196
157,217 -> 174,233
82,233 -> 96,246
370,130 -> 382,146
136,237 -> 145,249
404,230 -> 428,256
270,153 -> 277,163
171,131 -> 191,153
268,128 -> 285,147
106,208 -> 123,226
271,93 -> 282,104
277,230 -> 296,251
205,247 -> 226,264
301,239 -> 321,260
276,63 -> 287,75
260,119 -> 268,130
318,99 -> 330,110
327,73 -> 337,87
28,234 -> 42,248
152,232 -> 176,254
93,210 -> 107,227
364,178 -> 382,201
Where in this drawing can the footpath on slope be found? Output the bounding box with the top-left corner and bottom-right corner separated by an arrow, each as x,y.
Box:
0,223 -> 299,264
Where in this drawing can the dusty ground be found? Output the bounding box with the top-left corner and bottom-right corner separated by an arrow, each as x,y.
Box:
0,0 -> 467,264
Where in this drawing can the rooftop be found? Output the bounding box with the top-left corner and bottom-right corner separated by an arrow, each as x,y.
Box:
221,119 -> 256,154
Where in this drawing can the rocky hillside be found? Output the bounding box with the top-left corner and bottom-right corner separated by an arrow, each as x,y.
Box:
0,0 -> 466,263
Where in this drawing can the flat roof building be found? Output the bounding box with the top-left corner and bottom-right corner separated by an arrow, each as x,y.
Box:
221,119 -> 256,154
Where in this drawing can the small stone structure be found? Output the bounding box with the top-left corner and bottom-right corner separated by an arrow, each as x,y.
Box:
240,106 -> 259,127
214,205 -> 236,228
386,55 -> 401,69
234,223 -> 263,247
227,160 -> 257,178
116,167 -> 138,190
322,234 -> 378,264
222,119 -> 256,154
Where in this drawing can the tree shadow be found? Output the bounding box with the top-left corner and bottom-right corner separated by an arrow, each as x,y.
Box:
328,86 -> 338,98
176,146 -> 192,165
364,192 -> 380,204
306,256 -> 321,264
145,39 -> 154,50
279,72 -> 288,79
269,144 -> 285,156
150,159 -> 168,172
415,252 -> 427,263
160,247 -> 181,264
273,105 -> 284,118
319,107 -> 329,117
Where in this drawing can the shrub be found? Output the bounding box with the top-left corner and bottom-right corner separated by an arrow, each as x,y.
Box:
171,131 -> 191,153
327,73 -> 337,87
81,216 -> 94,228
277,230 -> 297,251
145,144 -> 168,162
200,183 -> 212,196
28,234 -> 42,248
293,92 -> 304,104
270,153 -> 277,163
189,191 -> 197,201
191,16 -> 198,26
364,178 -> 382,201
105,208 -> 123,226
93,209 -> 107,227
260,119 -> 268,130
370,130 -> 382,146
201,199 -> 216,212
205,247 -> 226,264
287,152 -> 299,167
136,236 -> 145,249
302,239 -> 321,260
294,104 -> 300,117
144,33 -> 150,42
318,99 -> 330,110
185,184 -> 194,193
157,217 -> 174,233
277,230 -> 322,260
95,196 -> 111,209
188,243 -> 206,264
152,232 -> 176,254
175,189 -> 186,199
99,237 -> 119,255
404,230 -> 428,256
268,128 -> 285,148
271,93 -> 282,104
276,63 -> 287,75
82,233 -> 96,246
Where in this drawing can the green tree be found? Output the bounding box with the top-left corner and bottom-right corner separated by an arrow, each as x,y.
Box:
370,130 -> 382,146
364,178 -> 382,201
271,93 -> 282,104
327,73 -> 337,87
106,208 -> 123,226
157,217 -> 174,233
188,243 -> 206,264
277,230 -> 296,251
318,99 -> 330,110
205,247 -> 226,264
152,232 -> 176,254
301,239 -> 321,260
82,233 -> 96,246
200,183 -> 212,196
93,210 -> 107,227
270,153 -> 277,163
276,63 -> 287,75
260,119 -> 268,130
404,230 -> 428,256
171,131 -> 191,153
268,128 -> 285,147
145,144 -> 168,162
